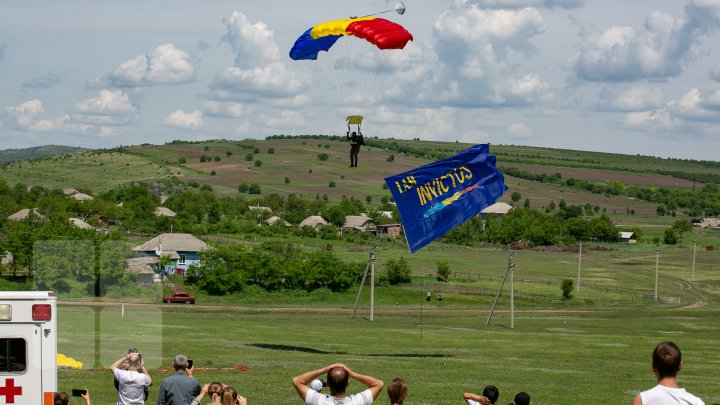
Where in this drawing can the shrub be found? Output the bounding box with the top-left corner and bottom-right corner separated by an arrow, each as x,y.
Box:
436,261 -> 450,282
268,147 -> 275,154
387,154 -> 395,162
329,181 -> 336,188
561,278 -> 574,300
254,160 -> 263,167
245,153 -> 254,161
386,257 -> 412,285
210,171 -> 216,176
204,146 -> 209,151
214,155 -> 221,162
225,151 -> 233,157
253,147 -> 260,154
248,183 -> 261,194
284,177 -> 290,184
317,153 -> 329,161
238,183 -> 249,193
178,157 -> 186,164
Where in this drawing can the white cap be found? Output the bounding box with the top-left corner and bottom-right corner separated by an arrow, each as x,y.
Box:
310,379 -> 324,392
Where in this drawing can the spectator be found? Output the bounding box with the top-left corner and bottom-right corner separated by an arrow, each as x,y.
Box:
292,363 -> 384,404
211,386 -> 246,405
464,384 -> 499,405
387,378 -> 408,405
310,380 -> 326,392
114,349 -> 150,402
191,382 -> 225,405
157,354 -> 201,405
513,392 -> 530,405
426,291 -> 431,302
632,341 -> 704,405
110,351 -> 152,405
54,391 -> 91,405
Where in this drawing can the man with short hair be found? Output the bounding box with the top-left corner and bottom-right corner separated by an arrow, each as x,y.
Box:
54,391 -> 91,405
111,351 -> 152,405
157,354 -> 201,405
292,363 -> 384,404
464,384 -> 499,405
513,392 -> 530,405
632,341 -> 704,405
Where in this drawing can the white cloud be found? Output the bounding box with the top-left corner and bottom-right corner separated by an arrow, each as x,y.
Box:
623,87 -> 720,133
164,110 -> 204,129
574,2 -> 720,82
597,86 -> 665,111
412,5 -> 549,107
73,89 -> 137,126
222,11 -> 280,68
200,101 -> 250,118
624,109 -> 677,130
105,44 -> 195,87
260,110 -> 304,129
460,0 -> 583,8
5,99 -> 44,128
210,62 -> 306,100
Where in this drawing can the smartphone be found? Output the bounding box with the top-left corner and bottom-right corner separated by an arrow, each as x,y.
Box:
187,359 -> 193,369
72,389 -> 87,397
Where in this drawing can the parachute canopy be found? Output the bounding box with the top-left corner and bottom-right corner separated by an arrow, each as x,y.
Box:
346,115 -> 364,125
289,17 -> 413,61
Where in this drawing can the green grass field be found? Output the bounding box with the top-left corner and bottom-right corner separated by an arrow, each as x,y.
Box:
55,240 -> 720,404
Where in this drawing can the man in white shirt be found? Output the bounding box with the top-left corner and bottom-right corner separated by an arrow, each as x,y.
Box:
632,341 -> 704,405
292,363 -> 383,405
110,352 -> 152,405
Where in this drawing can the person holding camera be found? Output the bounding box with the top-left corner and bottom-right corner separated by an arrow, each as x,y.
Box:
110,350 -> 152,405
54,390 -> 91,405
157,354 -> 201,405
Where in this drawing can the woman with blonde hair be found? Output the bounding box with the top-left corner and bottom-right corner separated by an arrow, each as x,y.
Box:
387,378 -> 408,405
211,386 -> 247,405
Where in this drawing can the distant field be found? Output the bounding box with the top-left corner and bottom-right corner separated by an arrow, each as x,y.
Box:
55,239 -> 720,404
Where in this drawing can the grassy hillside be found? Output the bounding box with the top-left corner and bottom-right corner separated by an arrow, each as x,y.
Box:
0,144 -> 86,163
1,138 -> 717,230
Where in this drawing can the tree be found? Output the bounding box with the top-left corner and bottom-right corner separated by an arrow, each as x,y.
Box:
267,147 -> 275,154
178,157 -> 186,164
245,153 -> 254,161
558,199 -> 566,210
385,257 -> 412,285
254,160 -> 263,167
436,261 -> 450,282
523,198 -> 530,209
317,153 -> 329,161
663,228 -> 678,244
225,151 -> 233,157
672,219 -> 692,239
548,200 -> 556,210
214,156 -> 221,162
387,154 -> 395,162
561,278 -> 574,300
248,183 -> 261,194
511,192 -> 522,203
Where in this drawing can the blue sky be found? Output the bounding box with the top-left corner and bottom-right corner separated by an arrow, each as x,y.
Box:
1,0 -> 720,160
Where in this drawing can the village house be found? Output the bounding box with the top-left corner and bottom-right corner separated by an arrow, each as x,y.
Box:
619,231 -> 637,244
299,215 -> 328,230
133,233 -> 209,277
265,216 -> 292,227
7,208 -> 47,222
70,193 -> 94,201
154,207 -> 177,217
68,217 -> 94,230
342,215 -> 377,234
376,224 -> 403,238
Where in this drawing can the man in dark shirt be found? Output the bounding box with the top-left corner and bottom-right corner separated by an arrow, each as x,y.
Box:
157,354 -> 200,405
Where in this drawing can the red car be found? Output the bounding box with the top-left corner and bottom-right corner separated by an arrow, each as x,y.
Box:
163,291 -> 195,304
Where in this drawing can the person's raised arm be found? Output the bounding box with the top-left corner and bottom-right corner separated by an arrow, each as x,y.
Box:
110,354 -> 128,373
347,125 -> 351,139
81,390 -> 91,405
293,364 -> 338,400
632,394 -> 643,405
191,384 -> 209,405
343,365 -> 384,400
139,359 -> 152,385
463,392 -> 492,405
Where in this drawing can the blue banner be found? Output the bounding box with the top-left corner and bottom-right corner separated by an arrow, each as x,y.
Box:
384,144 -> 507,253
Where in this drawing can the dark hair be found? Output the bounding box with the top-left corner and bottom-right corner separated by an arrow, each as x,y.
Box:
483,385 -> 500,404
387,378 -> 408,405
327,366 -> 349,395
652,341 -> 682,379
54,392 -> 70,405
208,381 -> 223,396
514,392 -> 530,405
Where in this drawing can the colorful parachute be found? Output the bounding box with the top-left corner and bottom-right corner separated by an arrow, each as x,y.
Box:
289,17 -> 413,61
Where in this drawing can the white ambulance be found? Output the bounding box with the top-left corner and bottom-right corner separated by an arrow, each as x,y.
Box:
0,291 -> 57,405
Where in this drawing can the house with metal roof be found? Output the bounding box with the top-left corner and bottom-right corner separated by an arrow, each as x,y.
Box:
134,233 -> 209,276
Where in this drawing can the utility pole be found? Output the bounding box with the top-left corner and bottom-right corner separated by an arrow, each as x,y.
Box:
692,238 -> 697,280
654,244 -> 660,302
577,241 -> 582,292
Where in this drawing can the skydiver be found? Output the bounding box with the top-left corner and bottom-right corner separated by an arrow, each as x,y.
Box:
347,124 -> 364,167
